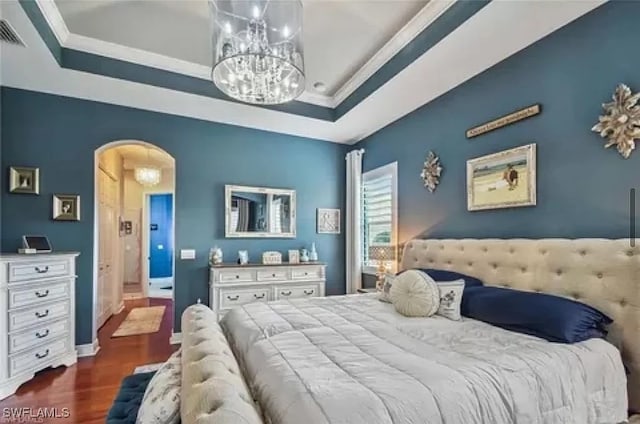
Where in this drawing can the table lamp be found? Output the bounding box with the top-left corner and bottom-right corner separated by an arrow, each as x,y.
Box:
368,245 -> 396,291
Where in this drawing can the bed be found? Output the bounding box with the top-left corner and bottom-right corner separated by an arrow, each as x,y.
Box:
217,239 -> 639,423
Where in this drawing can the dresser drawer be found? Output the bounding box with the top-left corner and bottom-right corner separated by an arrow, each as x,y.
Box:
8,260 -> 71,283
291,266 -> 323,280
9,300 -> 70,332
218,270 -> 255,283
9,338 -> 69,377
256,269 -> 287,281
219,287 -> 269,309
9,280 -> 70,310
274,284 -> 320,300
9,319 -> 69,354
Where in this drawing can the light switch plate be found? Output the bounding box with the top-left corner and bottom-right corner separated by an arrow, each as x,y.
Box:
180,249 -> 196,260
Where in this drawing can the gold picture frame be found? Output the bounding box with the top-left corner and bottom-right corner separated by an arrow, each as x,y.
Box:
53,194 -> 81,221
9,166 -> 40,194
467,144 -> 536,211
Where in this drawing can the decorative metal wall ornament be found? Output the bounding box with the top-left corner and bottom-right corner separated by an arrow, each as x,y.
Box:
592,84 -> 640,159
420,151 -> 443,193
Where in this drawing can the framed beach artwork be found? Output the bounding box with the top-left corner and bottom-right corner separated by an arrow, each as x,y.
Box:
317,208 -> 341,234
466,144 -> 536,211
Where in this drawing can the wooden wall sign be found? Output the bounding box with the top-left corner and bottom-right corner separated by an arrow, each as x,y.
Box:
466,104 -> 541,138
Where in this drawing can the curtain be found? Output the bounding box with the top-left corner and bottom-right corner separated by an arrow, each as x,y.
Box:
345,148 -> 364,294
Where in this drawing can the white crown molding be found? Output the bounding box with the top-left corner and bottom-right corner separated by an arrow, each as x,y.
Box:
32,0 -> 453,110
329,0 -> 456,107
36,0 -> 69,44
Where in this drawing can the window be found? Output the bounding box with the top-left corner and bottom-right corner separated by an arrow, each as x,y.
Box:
362,162 -> 397,274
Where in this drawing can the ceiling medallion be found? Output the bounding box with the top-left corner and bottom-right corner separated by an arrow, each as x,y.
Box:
420,151 -> 443,193
210,0 -> 305,105
592,83 -> 640,159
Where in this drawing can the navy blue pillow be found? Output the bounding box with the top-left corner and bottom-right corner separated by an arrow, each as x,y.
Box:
419,269 -> 484,288
461,286 -> 612,343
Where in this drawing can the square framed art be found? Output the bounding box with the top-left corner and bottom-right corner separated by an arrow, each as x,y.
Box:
317,208 -> 341,234
9,166 -> 40,194
53,194 -> 81,221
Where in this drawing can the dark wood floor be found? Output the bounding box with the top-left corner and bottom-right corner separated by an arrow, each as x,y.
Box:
0,298 -> 177,423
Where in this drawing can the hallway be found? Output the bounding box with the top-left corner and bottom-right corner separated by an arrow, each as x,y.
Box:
0,298 -> 176,423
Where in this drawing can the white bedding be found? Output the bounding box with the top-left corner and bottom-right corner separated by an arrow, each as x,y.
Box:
221,294 -> 628,424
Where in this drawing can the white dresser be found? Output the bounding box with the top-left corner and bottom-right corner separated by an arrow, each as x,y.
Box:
210,262 -> 326,317
0,252 -> 79,399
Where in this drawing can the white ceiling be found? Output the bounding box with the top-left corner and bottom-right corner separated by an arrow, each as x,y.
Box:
0,0 -> 606,144
113,144 -> 175,170
53,0 -> 427,97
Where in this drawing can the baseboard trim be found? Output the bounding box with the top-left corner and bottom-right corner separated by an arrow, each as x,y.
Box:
114,301 -> 125,314
76,338 -> 101,357
169,332 -> 182,345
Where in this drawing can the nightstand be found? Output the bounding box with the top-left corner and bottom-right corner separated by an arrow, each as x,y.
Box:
357,288 -> 378,294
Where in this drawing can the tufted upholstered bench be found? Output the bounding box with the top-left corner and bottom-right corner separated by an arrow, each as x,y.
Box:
180,303 -> 263,424
106,371 -> 156,424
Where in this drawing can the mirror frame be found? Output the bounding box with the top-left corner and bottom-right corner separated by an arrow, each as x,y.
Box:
225,184 -> 296,238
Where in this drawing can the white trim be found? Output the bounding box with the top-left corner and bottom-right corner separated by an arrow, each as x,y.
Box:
76,338 -> 101,357
35,0 -> 70,44
169,332 -> 182,345
331,0 -> 455,107
362,161 -> 399,273
34,0 -> 453,109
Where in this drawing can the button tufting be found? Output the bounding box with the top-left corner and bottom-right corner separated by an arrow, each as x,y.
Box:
556,270 -> 563,276
509,248 -> 515,254
627,250 -> 634,257
483,247 -> 488,252
468,262 -> 473,267
580,250 -> 587,256
521,267 -> 527,273
619,299 -> 627,307
597,272 -> 603,279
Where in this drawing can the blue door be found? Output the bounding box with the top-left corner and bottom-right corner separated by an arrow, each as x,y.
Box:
149,194 -> 173,279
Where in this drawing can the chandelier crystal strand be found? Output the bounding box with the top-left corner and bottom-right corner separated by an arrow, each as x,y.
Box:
210,0 -> 305,105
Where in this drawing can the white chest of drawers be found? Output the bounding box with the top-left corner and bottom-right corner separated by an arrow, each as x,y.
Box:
0,252 -> 79,399
210,262 -> 326,317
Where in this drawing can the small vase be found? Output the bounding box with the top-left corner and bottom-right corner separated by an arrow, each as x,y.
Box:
300,248 -> 309,262
309,242 -> 318,262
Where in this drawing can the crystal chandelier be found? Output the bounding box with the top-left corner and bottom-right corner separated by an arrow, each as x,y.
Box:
134,148 -> 161,187
210,0 -> 305,105
134,167 -> 161,187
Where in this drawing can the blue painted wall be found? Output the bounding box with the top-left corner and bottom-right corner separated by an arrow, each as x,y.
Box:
149,193 -> 173,279
356,1 -> 639,243
0,88 -> 347,344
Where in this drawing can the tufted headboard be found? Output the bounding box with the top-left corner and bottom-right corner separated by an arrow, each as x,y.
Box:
400,238 -> 640,413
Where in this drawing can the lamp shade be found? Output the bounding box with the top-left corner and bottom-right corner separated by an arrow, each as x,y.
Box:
368,245 -> 396,262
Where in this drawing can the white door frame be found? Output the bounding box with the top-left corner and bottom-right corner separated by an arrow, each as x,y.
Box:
93,140 -> 175,351
142,191 -> 176,298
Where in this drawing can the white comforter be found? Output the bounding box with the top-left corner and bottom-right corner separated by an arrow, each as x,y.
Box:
221,294 -> 628,424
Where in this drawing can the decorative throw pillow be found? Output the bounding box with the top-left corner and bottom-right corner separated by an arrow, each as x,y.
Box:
378,274 -> 395,303
136,349 -> 182,424
436,279 -> 465,320
390,270 -> 440,317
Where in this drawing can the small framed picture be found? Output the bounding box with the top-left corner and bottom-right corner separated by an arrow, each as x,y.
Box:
53,194 -> 81,221
288,249 -> 300,264
317,208 -> 340,234
9,166 -> 40,194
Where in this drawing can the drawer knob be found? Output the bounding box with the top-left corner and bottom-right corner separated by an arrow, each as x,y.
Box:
254,293 -> 265,299
272,273 -> 276,277
227,295 -> 239,301
281,290 -> 292,296
35,309 -> 50,319
35,349 -> 50,359
35,266 -> 49,274
35,290 -> 50,298
235,275 -> 240,279
304,289 -> 315,295
304,272 -> 308,276
35,329 -> 50,339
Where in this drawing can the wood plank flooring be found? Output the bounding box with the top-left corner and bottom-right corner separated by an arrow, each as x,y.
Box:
0,298 -> 177,423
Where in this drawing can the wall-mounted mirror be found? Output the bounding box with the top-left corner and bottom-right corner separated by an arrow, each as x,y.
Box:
225,185 -> 296,238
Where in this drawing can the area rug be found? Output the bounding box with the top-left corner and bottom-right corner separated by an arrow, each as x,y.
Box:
112,306 -> 166,337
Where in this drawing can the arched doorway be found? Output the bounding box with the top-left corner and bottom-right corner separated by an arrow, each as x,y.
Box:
93,140 -> 175,345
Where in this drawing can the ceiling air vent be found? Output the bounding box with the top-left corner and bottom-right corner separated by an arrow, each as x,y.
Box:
0,20 -> 25,46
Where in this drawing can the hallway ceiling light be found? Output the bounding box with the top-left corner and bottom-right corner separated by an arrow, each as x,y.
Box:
134,167 -> 161,187
210,0 -> 305,105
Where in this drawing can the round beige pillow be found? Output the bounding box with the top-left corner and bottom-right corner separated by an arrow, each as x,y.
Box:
390,270 -> 440,317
